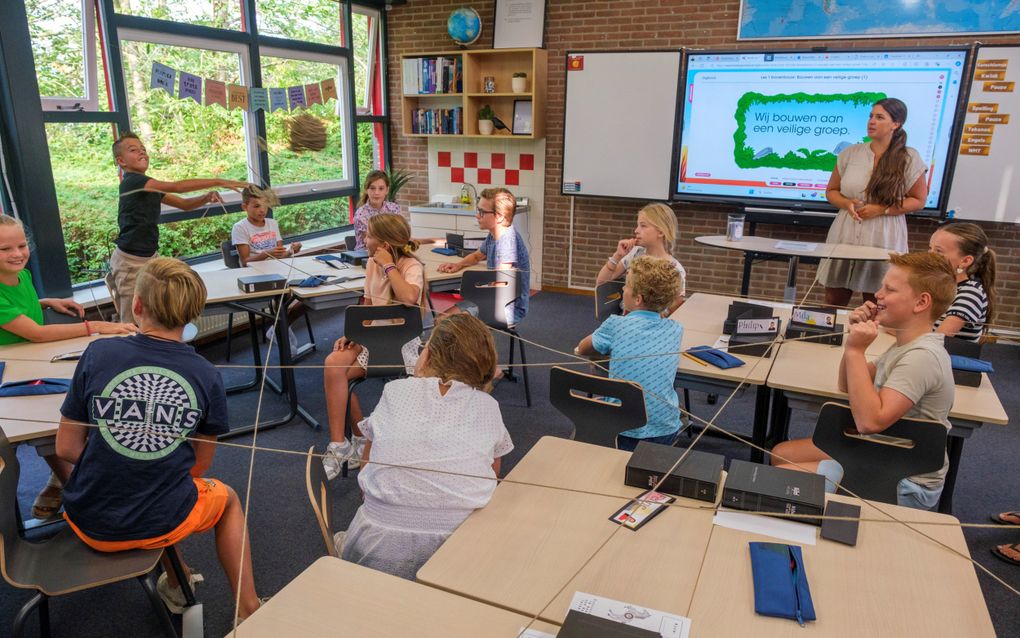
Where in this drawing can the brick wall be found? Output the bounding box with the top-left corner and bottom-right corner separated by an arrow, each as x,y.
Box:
386,0 -> 1020,330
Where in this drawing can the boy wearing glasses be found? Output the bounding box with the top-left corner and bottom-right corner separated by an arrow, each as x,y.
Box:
437,187 -> 530,325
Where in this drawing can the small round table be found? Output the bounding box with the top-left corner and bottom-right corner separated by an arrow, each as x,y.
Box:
695,235 -> 893,303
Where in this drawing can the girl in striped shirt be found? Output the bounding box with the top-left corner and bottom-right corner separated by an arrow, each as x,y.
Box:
929,222 -> 997,342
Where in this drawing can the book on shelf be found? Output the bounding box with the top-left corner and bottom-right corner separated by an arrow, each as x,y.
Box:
403,56 -> 462,95
410,106 -> 463,135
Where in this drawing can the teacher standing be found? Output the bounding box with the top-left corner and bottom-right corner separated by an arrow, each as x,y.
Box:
818,98 -> 929,307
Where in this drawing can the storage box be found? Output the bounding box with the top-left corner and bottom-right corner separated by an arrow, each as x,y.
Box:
722,459 -> 825,525
237,273 -> 287,294
944,336 -> 983,387
625,441 -> 723,502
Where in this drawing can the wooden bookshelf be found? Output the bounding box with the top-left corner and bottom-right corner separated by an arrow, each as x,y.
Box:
400,48 -> 546,140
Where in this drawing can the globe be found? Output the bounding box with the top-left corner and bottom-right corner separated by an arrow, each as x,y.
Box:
448,7 -> 482,46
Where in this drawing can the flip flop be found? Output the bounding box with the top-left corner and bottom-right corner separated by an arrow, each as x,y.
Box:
989,511 -> 1020,526
990,543 -> 1020,567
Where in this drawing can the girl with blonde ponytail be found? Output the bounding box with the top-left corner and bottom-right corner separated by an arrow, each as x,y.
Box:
321,213 -> 429,478
929,222 -> 997,341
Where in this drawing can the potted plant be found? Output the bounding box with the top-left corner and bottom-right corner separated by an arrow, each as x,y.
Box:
512,72 -> 528,93
478,104 -> 495,135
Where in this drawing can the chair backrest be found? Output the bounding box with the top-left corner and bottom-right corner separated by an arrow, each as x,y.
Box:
344,235 -> 357,251
460,269 -> 519,330
343,304 -> 423,379
0,428 -> 25,582
549,366 -> 648,448
595,279 -> 626,322
811,402 -> 948,505
305,446 -> 339,557
221,240 -> 241,269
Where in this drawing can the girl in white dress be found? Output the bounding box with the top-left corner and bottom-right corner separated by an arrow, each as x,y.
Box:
339,313 -> 513,579
818,98 -> 929,307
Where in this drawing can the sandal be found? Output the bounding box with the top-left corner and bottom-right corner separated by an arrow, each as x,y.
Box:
32,473 -> 63,520
990,511 -> 1020,527
990,543 -> 1020,567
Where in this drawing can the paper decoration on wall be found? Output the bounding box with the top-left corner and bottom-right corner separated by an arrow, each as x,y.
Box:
288,86 -> 307,110
320,78 -> 338,102
305,82 -> 323,106
249,87 -> 270,112
205,80 -> 227,108
228,84 -> 249,111
269,88 -> 289,112
150,62 -> 175,94
179,72 -> 202,103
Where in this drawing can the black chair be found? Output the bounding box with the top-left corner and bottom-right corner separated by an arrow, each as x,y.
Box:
549,366 -> 648,448
811,402 -> 948,505
344,235 -> 357,251
340,304 -> 423,477
460,269 -> 531,407
0,428 -> 176,638
305,446 -> 339,557
594,279 -> 625,322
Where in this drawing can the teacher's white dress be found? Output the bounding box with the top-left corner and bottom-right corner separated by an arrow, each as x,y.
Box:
817,143 -> 927,293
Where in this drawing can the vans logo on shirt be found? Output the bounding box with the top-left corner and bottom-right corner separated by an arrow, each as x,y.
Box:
90,366 -> 204,460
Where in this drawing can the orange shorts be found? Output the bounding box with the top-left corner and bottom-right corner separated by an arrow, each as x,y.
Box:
65,478 -> 229,552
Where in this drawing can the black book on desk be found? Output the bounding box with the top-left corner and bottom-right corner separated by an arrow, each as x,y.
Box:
722,459 -> 826,525
237,273 -> 287,294
340,249 -> 369,267
625,441 -> 723,503
722,301 -> 774,335
944,336 -> 983,387
558,611 -> 659,638
729,317 -> 782,358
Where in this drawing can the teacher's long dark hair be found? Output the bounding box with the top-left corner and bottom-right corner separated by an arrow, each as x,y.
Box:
865,97 -> 911,207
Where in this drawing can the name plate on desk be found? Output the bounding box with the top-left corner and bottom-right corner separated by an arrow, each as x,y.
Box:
732,317 -> 781,358
791,307 -> 835,327
774,240 -> 818,251
736,317 -> 779,335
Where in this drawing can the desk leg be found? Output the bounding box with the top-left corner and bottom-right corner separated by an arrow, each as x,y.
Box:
741,253 -> 753,297
751,385 -> 771,463
784,256 -> 800,304
938,435 -> 965,515
766,390 -> 790,448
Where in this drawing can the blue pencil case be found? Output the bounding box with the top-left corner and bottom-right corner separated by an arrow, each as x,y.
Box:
432,247 -> 458,256
949,355 -> 994,374
749,542 -> 816,626
685,345 -> 744,369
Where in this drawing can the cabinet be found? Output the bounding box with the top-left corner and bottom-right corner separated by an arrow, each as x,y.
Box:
401,48 -> 546,140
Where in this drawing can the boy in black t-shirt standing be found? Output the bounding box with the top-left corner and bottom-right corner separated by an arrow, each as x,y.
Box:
107,132 -> 246,324
57,258 -> 262,619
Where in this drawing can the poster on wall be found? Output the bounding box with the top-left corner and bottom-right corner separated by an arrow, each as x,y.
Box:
493,0 -> 546,49
738,0 -> 1020,40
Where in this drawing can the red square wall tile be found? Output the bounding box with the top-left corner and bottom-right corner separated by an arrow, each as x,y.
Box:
491,153 -> 505,169
477,168 -> 491,184
519,153 -> 534,171
464,152 -> 478,168
437,151 -> 451,167
451,167 -> 464,183
504,169 -> 519,186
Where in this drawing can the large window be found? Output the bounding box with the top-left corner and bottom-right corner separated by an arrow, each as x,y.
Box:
29,0 -> 105,112
255,0 -> 341,46
112,0 -> 241,30
352,7 -> 385,116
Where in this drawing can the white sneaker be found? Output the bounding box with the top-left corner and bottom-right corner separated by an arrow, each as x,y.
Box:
156,571 -> 204,614
333,530 -> 347,556
266,326 -> 300,359
351,435 -> 367,466
323,440 -> 355,480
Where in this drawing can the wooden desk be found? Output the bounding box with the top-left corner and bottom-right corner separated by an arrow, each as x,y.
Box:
234,556 -> 560,637
417,437 -> 716,625
688,495 -> 994,637
671,293 -> 790,462
767,334 -> 1008,514
695,235 -> 891,303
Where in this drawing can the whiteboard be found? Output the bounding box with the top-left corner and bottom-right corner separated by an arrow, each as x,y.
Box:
561,51 -> 682,200
946,45 -> 1020,223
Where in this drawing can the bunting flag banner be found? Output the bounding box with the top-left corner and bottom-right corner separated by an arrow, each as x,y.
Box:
178,71 -> 202,103
150,62 -> 175,95
269,87 -> 289,112
320,78 -> 338,102
228,84 -> 249,111
288,85 -> 307,110
205,79 -> 227,108
305,82 -> 323,106
249,87 -> 270,112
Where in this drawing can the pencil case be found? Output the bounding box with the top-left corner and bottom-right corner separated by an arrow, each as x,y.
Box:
749,542 -> 816,626
431,247 -> 458,256
685,345 -> 744,369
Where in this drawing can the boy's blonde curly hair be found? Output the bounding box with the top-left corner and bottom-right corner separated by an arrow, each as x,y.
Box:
627,255 -> 681,313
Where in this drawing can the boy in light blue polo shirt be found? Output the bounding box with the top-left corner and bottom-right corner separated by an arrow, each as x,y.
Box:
576,256 -> 684,450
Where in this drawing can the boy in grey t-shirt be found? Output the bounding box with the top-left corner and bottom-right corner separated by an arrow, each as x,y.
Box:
772,252 -> 957,509
230,186 -> 300,266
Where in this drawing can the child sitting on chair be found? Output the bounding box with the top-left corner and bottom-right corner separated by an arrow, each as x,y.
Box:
338,312 -> 512,579
231,185 -> 300,266
771,252 -> 956,510
56,258 -> 261,618
575,256 -> 684,451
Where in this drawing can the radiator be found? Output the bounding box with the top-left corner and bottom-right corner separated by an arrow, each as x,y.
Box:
193,312 -> 249,340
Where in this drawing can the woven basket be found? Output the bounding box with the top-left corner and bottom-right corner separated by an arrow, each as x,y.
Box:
286,112 -> 327,152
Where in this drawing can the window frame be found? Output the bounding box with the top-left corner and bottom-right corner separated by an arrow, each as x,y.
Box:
39,0 -> 102,113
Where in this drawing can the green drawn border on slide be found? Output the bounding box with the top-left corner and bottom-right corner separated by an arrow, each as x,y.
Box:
733,91 -> 886,171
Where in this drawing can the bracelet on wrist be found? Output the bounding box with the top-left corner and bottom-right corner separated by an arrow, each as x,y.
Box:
383,263 -> 397,275
84,320 -> 92,336
607,255 -> 620,266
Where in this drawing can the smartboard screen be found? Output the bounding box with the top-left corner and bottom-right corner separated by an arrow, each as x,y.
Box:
675,49 -> 969,212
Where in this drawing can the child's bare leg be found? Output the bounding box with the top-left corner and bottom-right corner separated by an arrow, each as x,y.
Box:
350,392 -> 364,437
215,485 -> 260,619
323,346 -> 363,442
159,553 -> 191,589
771,438 -> 830,472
